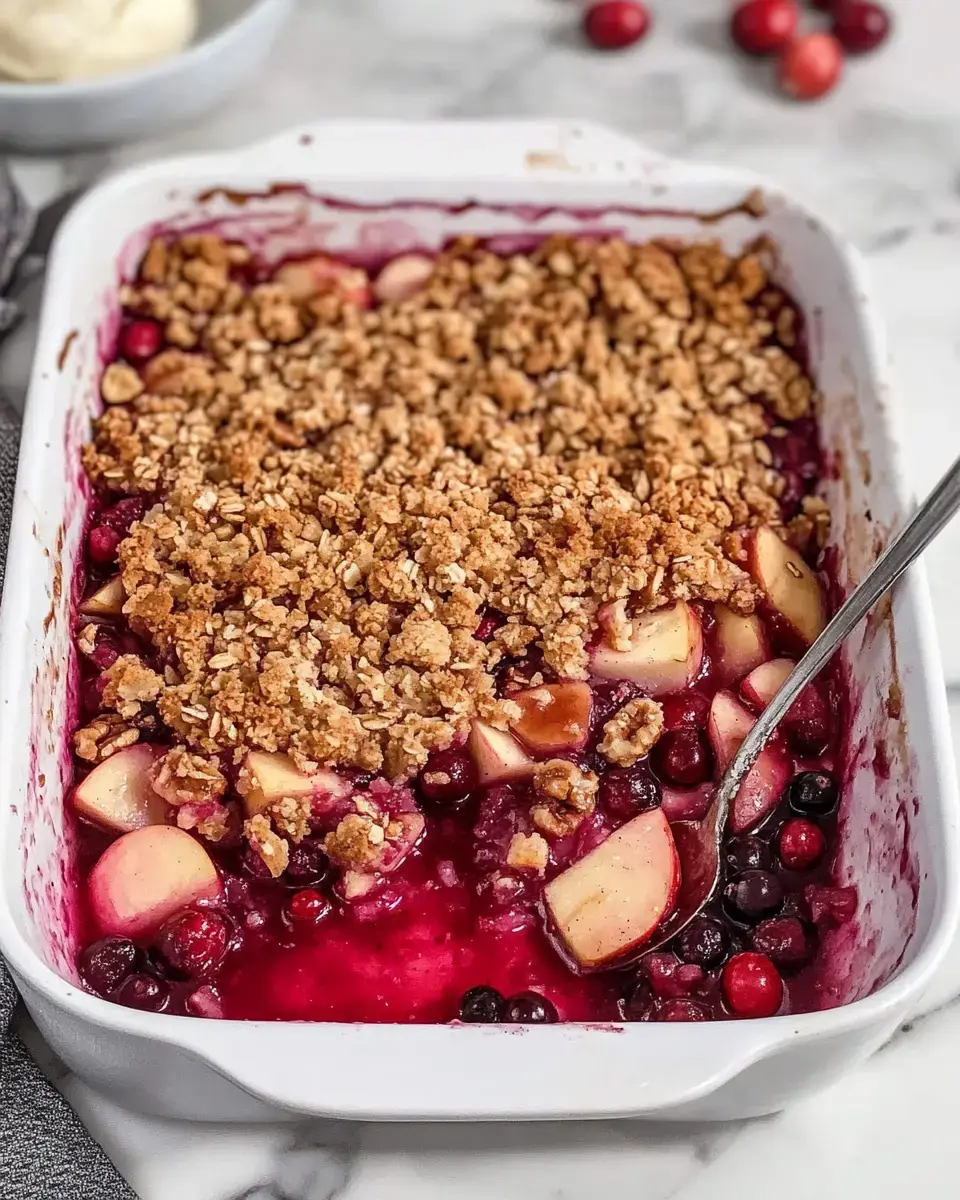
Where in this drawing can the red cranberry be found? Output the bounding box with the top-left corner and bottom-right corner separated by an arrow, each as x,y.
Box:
87,525 -> 121,566
504,991 -> 558,1023
752,916 -> 813,969
641,952 -> 697,999
79,936 -> 141,995
723,952 -> 783,1018
459,985 -> 506,1023
731,0 -> 799,55
583,1 -> 652,51
283,888 -> 332,929
285,838 -> 330,884
419,745 -> 477,805
723,870 -> 784,923
804,884 -> 857,927
724,834 -> 772,877
114,973 -> 169,1013
788,770 -> 837,817
779,33 -> 844,101
473,608 -> 504,642
784,683 -> 831,754
778,818 -> 825,870
157,909 -> 228,977
655,998 -> 710,1022
599,765 -> 662,819
652,728 -> 712,786
98,496 -> 148,536
832,2 -> 891,54
678,916 -> 729,969
661,692 -> 710,732
119,319 -> 163,364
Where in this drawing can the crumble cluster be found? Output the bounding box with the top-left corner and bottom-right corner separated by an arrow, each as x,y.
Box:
81,231 -> 822,780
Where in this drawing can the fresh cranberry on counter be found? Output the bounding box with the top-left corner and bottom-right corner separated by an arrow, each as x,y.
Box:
731,0 -> 799,55
832,2 -> 892,53
778,33 -> 845,100
723,951 -> 784,1018
583,1 -> 652,51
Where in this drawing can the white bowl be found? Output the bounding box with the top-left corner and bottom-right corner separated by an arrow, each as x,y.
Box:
1,121 -> 957,1123
0,0 -> 294,153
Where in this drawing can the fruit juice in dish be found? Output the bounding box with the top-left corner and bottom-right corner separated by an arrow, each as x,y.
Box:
69,232 -> 856,1024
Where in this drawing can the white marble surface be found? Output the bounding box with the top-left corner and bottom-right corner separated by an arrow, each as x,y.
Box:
6,0 -> 960,1196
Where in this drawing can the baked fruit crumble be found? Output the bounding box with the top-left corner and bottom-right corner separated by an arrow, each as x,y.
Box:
71,229 -> 855,1023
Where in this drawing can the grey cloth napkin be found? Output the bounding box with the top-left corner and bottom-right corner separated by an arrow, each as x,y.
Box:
0,166 -> 137,1199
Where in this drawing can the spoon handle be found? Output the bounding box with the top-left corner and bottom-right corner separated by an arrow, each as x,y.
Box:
716,453 -> 960,810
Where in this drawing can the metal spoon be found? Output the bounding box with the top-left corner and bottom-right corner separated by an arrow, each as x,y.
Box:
642,452 -> 960,955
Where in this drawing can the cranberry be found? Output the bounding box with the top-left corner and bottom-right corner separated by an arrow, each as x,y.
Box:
723,870 -> 784,923
87,525 -> 121,566
723,952 -> 783,1018
778,818 -> 825,870
724,835 -> 772,877
788,770 -> 837,817
87,639 -> 121,672
114,973 -> 169,1013
784,683 -> 831,754
97,496 -> 148,536
79,936 -> 140,995
661,692 -> 710,732
832,2 -> 891,54
752,916 -> 813,969
599,765 -> 662,819
804,884 -> 857,927
418,746 -> 477,805
656,998 -> 710,1022
283,888 -> 332,929
678,916 -> 729,969
641,952 -> 693,999
620,978 -> 654,1021
286,838 -> 331,884
504,991 -> 558,1023
157,909 -> 228,978
119,319 -> 163,364
731,0 -> 799,55
583,1 -> 652,51
778,33 -> 844,101
473,608 -> 504,642
652,728 -> 712,786
459,985 -> 506,1023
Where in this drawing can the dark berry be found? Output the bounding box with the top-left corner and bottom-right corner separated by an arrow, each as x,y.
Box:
752,917 -> 813,969
778,818 -> 825,870
652,728 -> 712,786
724,834 -> 772,877
832,2 -> 891,54
119,319 -> 163,363
784,684 -> 831,754
655,998 -> 710,1022
157,910 -> 228,978
723,870 -> 784,923
730,0 -> 798,56
418,746 -> 477,805
459,985 -> 506,1023
473,609 -> 504,642
620,978 -> 654,1021
283,888 -> 331,929
242,843 -> 276,880
722,952 -> 783,1018
583,1 -> 652,51
285,838 -> 330,884
184,985 -> 224,1019
788,771 -> 838,818
87,525 -> 121,566
79,937 -> 140,995
661,692 -> 711,731
599,766 -> 661,819
114,973 -> 169,1013
504,991 -> 558,1024
677,916 -> 729,969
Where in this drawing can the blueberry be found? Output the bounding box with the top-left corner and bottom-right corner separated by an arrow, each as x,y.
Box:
752,916 -> 814,970
620,979 -> 654,1021
677,916 -> 729,969
459,985 -> 506,1023
504,991 -> 558,1024
723,835 -> 772,878
723,870 -> 784,923
78,937 -> 141,996
788,771 -> 838,818
114,973 -> 169,1013
599,767 -> 662,819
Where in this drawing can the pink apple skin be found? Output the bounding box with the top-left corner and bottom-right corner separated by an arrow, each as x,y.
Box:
747,527 -> 827,647
467,721 -> 535,786
707,690 -> 792,833
89,826 -> 221,939
714,604 -> 770,683
510,682 -> 593,754
741,658 -> 795,709
73,744 -> 169,835
591,601 -> 704,697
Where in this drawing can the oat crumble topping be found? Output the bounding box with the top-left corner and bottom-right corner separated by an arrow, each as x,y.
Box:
530,759 -> 599,838
80,232 -> 820,785
599,697 -> 666,767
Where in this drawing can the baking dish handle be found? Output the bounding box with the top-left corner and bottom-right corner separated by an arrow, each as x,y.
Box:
238,119 -> 674,185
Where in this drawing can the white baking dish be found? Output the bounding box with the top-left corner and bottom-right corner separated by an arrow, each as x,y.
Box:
1,121 -> 957,1122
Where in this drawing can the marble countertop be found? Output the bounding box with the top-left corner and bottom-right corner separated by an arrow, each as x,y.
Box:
6,1 -> 960,1196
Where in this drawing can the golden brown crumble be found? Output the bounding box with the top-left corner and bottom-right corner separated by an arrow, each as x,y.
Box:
151,746 -> 227,807
99,654 -> 162,720
82,232 -> 821,782
599,697 -> 665,767
73,714 -> 139,763
243,813 -> 290,878
266,794 -> 312,843
507,831 -> 550,875
531,759 -> 599,838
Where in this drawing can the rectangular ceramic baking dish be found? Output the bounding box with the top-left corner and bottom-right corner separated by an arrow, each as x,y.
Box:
1,121 -> 957,1123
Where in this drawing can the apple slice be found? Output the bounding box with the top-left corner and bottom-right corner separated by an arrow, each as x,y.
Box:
591,601 -> 703,696
468,721 -> 535,787
373,254 -> 433,303
545,808 -> 681,971
714,604 -> 770,683
748,527 -> 827,647
89,826 -> 221,938
510,682 -> 593,755
741,658 -> 795,709
73,744 -> 169,834
79,575 -> 126,617
274,254 -> 372,308
237,751 -> 349,820
707,690 -> 792,833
